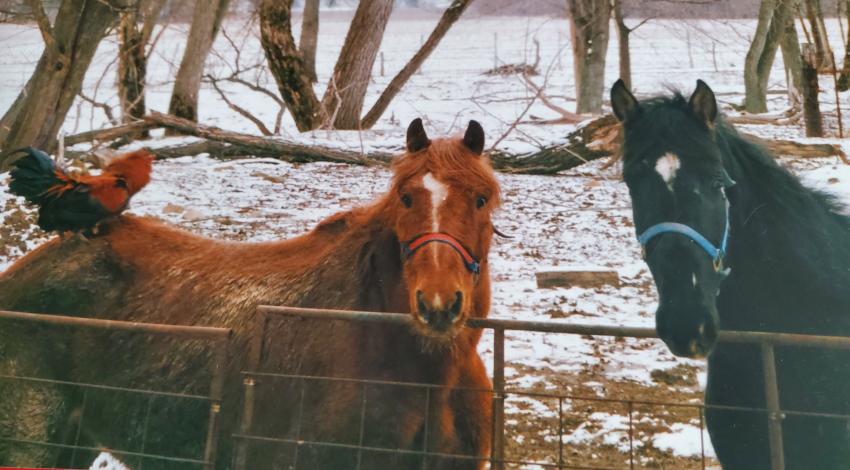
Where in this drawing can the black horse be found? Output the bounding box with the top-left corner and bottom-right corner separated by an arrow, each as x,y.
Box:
611,79 -> 850,469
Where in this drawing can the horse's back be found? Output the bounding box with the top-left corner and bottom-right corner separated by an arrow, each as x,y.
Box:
0,233 -> 129,316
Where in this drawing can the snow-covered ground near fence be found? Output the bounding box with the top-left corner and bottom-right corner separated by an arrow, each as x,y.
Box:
90,452 -> 131,470
1,9 -> 849,469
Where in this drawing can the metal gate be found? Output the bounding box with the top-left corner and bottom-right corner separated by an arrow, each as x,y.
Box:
0,309 -> 232,469
233,306 -> 850,470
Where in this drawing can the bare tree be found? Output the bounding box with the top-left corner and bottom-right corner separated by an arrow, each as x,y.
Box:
801,43 -> 824,136
0,0 -> 128,169
263,0 -> 395,131
839,0 -> 850,90
612,0 -> 650,90
567,0 -> 612,114
259,0 -> 323,131
779,12 -> 804,108
360,0 -> 474,129
320,0 -> 394,129
803,0 -> 834,71
119,0 -> 166,139
743,0 -> 797,113
167,0 -> 231,124
299,0 -> 320,82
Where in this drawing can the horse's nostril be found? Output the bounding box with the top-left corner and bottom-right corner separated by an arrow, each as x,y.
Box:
449,291 -> 463,322
416,290 -> 429,316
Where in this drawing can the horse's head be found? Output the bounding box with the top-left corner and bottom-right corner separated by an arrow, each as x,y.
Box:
387,118 -> 500,341
612,80 -> 735,358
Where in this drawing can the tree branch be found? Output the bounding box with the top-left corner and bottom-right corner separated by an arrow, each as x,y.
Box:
206,74 -> 274,136
26,0 -> 62,59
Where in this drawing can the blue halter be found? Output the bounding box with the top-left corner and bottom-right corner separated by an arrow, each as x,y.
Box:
637,203 -> 730,271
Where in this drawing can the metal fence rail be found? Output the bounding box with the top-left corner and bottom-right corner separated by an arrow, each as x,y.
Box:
0,309 -> 232,470
239,305 -> 850,470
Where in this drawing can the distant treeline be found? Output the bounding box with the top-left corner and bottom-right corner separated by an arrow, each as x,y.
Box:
467,0 -> 844,18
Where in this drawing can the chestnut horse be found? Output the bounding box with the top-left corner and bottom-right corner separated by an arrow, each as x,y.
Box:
0,119 -> 498,469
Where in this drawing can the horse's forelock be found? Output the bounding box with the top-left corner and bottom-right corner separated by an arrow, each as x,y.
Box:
391,138 -> 501,206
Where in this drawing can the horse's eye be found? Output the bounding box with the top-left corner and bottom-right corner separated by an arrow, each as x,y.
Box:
401,194 -> 413,208
476,196 -> 487,209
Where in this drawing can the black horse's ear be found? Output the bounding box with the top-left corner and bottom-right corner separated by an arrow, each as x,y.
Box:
689,79 -> 718,125
611,79 -> 639,122
463,120 -> 485,155
406,118 -> 430,153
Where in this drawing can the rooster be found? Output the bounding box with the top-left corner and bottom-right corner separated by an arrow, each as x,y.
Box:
8,148 -> 154,233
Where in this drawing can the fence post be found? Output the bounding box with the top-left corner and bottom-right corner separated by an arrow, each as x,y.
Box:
234,310 -> 268,470
761,343 -> 785,470
491,328 -> 506,470
203,338 -> 231,470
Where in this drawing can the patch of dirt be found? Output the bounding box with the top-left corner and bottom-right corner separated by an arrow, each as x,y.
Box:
503,364 -> 714,469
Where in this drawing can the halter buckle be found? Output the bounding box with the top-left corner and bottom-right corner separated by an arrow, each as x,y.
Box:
713,256 -> 723,272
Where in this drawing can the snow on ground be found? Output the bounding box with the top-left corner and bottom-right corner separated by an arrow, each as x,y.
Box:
653,423 -> 714,459
1,9 -> 849,469
89,452 -> 131,470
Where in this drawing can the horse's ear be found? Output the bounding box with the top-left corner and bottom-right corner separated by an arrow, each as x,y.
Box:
611,79 -> 639,122
406,118 -> 431,153
689,79 -> 718,125
463,120 -> 485,155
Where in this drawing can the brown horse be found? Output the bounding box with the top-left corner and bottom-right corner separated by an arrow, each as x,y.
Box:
0,119 -> 498,469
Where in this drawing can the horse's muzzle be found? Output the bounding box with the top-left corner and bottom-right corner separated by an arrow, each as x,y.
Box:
416,290 -> 463,332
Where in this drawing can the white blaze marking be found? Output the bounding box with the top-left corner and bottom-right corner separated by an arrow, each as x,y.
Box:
423,172 -> 449,264
423,172 -> 448,231
655,153 -> 681,191
692,273 -> 698,287
433,293 -> 442,309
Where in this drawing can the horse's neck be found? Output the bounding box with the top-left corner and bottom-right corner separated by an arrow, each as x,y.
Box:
720,144 -> 850,331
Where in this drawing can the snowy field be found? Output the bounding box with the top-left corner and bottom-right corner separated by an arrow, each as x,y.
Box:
1,8 -> 850,469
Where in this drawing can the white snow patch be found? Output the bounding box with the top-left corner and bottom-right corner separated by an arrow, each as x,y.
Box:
89,452 -> 130,470
653,423 -> 716,458
563,412 -> 633,452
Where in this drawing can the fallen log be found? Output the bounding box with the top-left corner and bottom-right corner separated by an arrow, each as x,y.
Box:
536,269 -> 621,289
63,113 -> 848,173
64,120 -> 157,146
489,115 -> 619,174
143,112 -> 394,165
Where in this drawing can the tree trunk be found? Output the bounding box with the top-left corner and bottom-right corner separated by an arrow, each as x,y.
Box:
166,0 -> 230,126
567,0 -> 612,114
779,12 -> 803,109
804,0 -> 835,71
0,75 -> 34,146
118,0 -> 165,140
743,0 -> 796,113
260,0 -> 323,132
836,0 -> 850,90
612,0 -> 631,89
801,44 -> 824,136
0,0 -> 124,169
299,0 -> 320,82
320,0 -> 394,129
360,0 -> 473,129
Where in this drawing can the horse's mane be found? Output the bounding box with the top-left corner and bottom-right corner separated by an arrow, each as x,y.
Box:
717,120 -> 850,292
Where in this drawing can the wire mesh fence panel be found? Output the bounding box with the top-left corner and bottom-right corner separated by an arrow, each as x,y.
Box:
243,306 -> 850,470
0,310 -> 230,470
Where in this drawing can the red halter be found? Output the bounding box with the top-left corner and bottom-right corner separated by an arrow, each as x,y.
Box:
401,233 -> 481,275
